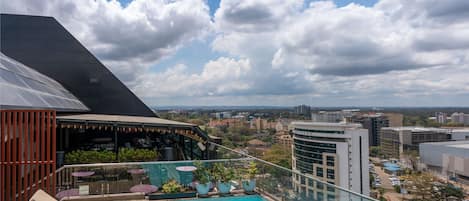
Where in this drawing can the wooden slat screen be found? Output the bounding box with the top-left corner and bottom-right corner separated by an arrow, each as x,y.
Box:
1,110 -> 56,201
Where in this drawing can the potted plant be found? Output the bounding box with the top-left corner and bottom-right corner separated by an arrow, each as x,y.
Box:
212,163 -> 235,195
242,161 -> 258,193
149,179 -> 196,200
194,161 -> 211,196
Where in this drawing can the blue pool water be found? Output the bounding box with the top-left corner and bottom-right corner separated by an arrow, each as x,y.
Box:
179,195 -> 267,201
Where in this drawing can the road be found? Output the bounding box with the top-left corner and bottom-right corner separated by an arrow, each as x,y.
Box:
371,157 -> 413,201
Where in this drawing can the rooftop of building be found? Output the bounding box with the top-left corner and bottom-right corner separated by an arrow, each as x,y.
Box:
291,121 -> 363,128
421,140 -> 469,149
381,126 -> 450,132
247,139 -> 267,146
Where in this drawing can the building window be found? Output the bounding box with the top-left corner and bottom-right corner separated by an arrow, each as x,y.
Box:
316,167 -> 324,177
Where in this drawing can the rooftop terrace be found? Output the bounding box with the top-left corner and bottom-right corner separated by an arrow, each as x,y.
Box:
53,142 -> 376,201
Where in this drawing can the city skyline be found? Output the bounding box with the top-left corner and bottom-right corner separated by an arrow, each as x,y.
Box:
2,0 -> 469,106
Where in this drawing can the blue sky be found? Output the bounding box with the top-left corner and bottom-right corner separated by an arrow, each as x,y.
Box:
4,0 -> 469,106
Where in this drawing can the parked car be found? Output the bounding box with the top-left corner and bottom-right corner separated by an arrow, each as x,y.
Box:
391,180 -> 401,186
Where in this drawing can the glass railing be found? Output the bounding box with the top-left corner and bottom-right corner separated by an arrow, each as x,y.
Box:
55,142 -> 376,201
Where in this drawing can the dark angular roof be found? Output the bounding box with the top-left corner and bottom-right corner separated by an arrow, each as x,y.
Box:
1,14 -> 156,117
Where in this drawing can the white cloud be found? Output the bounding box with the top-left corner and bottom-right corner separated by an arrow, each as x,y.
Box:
1,0 -> 212,82
206,0 -> 469,105
133,57 -> 252,98
3,0 -> 469,106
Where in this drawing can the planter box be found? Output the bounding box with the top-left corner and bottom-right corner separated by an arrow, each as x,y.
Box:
148,191 -> 196,200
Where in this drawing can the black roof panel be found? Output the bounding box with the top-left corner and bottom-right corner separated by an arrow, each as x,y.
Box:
1,14 -> 156,117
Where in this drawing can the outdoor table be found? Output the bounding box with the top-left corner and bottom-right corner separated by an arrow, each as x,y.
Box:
127,168 -> 146,175
56,189 -> 79,200
130,184 -> 158,194
71,171 -> 95,177
128,169 -> 146,184
71,171 -> 95,187
176,166 -> 197,186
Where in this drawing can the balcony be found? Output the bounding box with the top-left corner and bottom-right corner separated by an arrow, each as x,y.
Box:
55,142 -> 375,201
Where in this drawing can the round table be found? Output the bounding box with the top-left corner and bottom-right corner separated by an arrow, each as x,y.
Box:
130,184 -> 158,194
176,166 -> 197,172
71,171 -> 95,187
176,166 -> 197,186
56,189 -> 79,199
128,169 -> 147,184
71,171 -> 95,177
128,169 -> 146,174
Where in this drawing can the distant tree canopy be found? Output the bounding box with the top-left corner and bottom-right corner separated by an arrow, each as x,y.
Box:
404,115 -> 441,127
262,144 -> 292,169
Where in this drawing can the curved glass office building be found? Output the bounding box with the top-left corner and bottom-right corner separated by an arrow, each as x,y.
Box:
291,122 -> 370,197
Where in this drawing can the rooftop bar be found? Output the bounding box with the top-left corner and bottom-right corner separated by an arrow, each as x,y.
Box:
55,142 -> 376,201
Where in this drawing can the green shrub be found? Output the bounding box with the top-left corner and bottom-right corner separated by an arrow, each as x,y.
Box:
194,161 -> 210,184
243,161 -> 258,180
65,150 -> 116,164
65,148 -> 158,164
119,148 -> 158,162
162,179 -> 184,193
212,163 -> 235,183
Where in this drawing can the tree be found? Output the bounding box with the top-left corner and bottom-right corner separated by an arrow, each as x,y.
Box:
262,144 -> 292,169
401,172 -> 434,200
370,146 -> 382,157
402,150 -> 419,170
440,184 -> 464,200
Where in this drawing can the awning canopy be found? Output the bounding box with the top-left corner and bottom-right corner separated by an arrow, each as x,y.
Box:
56,114 -> 208,142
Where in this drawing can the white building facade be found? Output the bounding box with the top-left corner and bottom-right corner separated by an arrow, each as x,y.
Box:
451,112 -> 469,125
420,141 -> 469,179
291,122 -> 370,197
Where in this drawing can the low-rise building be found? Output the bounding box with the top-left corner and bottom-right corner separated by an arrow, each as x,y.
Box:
383,113 -> 403,127
451,112 -> 469,125
275,134 -> 293,148
380,127 -> 451,159
420,141 -> 469,179
450,129 -> 469,140
275,118 -> 292,132
208,118 -> 246,128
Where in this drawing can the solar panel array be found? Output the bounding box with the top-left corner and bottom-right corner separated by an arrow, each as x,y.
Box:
0,53 -> 89,111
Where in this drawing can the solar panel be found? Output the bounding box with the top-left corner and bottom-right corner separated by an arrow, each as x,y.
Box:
0,53 -> 89,111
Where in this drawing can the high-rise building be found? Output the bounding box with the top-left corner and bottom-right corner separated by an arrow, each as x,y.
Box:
352,114 -> 389,147
435,112 -> 448,124
291,122 -> 370,196
294,104 -> 312,116
311,109 -> 360,123
380,127 -> 451,159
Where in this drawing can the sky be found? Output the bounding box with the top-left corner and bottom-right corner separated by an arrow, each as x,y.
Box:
2,0 -> 469,107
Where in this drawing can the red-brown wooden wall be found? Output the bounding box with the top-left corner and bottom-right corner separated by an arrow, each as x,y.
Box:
1,110 -> 56,201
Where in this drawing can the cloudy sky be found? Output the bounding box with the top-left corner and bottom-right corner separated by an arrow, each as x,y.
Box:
2,0 -> 469,107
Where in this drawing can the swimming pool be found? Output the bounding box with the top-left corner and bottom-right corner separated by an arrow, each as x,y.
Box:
178,195 -> 267,201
